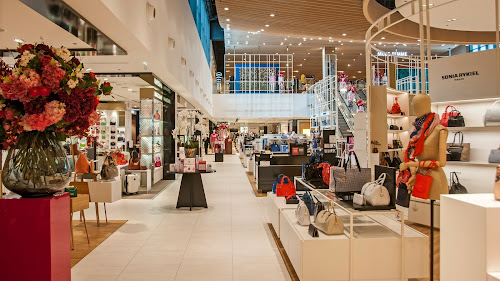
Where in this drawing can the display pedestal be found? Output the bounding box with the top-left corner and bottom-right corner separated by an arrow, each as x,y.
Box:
176,173 -> 208,211
215,152 -> 224,162
441,194 -> 500,281
0,194 -> 70,281
224,139 -> 232,154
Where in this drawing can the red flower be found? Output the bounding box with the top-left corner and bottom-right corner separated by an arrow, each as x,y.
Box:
28,86 -> 51,98
16,44 -> 34,53
94,96 -> 99,106
39,55 -> 52,66
35,44 -> 53,56
70,57 -> 80,66
89,72 -> 95,79
103,82 -> 110,87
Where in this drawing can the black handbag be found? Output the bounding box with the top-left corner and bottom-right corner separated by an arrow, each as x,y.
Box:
308,224 -> 319,237
447,131 -> 464,161
391,152 -> 402,168
449,172 -> 468,194
448,110 -> 465,127
304,164 -> 323,182
301,191 -> 315,215
384,152 -> 392,167
286,195 -> 299,204
314,198 -> 325,217
396,182 -> 411,208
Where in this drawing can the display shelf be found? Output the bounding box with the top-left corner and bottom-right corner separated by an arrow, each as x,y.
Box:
431,97 -> 500,105
387,87 -> 408,95
388,148 -> 404,152
445,161 -> 498,167
388,130 -> 407,134
387,114 -> 407,119
446,126 -> 500,132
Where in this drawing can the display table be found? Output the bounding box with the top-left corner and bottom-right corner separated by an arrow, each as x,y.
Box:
277,177 -> 429,281
266,192 -> 305,238
0,194 -> 70,281
175,171 -> 215,211
215,152 -> 224,162
88,180 -> 121,226
441,194 -> 500,281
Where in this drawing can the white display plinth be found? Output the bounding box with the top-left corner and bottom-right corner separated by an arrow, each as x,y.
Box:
441,194 -> 500,281
88,180 -> 122,203
266,192 -> 300,238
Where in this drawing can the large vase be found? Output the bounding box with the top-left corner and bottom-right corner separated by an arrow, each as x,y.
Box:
2,132 -> 72,197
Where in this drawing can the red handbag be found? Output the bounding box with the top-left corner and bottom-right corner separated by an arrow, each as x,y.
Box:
276,175 -> 296,198
440,105 -> 459,127
412,169 -> 433,199
318,163 -> 331,185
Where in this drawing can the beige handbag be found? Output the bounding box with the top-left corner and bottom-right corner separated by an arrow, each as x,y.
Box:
314,202 -> 344,235
361,173 -> 391,206
295,201 -> 311,226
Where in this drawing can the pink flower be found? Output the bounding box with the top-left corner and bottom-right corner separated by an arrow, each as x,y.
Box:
44,101 -> 65,125
22,114 -> 51,131
4,108 -> 15,121
41,63 -> 65,91
28,85 -> 51,98
0,69 -> 40,102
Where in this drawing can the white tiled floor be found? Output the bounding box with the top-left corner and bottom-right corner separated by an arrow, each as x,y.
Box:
72,154 -> 289,281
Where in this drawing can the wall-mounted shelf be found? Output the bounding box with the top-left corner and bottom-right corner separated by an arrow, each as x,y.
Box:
387,114 -> 407,119
446,126 -> 500,132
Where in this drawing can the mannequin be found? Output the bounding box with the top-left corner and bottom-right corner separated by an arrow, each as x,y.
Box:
269,73 -> 276,92
400,93 -> 448,281
399,93 -> 449,199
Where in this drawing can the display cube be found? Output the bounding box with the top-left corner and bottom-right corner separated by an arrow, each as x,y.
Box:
0,194 -> 70,281
184,158 -> 196,165
88,180 -> 122,203
184,164 -> 196,173
198,161 -> 207,172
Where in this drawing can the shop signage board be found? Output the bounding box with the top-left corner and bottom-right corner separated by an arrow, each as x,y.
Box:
429,49 -> 499,102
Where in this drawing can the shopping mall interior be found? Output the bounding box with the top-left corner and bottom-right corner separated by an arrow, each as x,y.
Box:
0,0 -> 499,280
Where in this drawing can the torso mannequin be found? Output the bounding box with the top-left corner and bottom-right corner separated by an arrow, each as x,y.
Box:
400,93 -> 449,200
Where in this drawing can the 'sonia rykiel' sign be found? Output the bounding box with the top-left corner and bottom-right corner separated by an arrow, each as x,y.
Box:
442,71 -> 479,80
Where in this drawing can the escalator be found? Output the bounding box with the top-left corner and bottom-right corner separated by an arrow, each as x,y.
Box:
336,93 -> 354,139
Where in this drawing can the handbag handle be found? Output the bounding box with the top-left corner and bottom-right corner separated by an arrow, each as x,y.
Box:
453,131 -> 463,145
444,105 -> 457,113
450,109 -> 462,116
375,173 -> 387,185
345,151 -> 362,172
280,175 -> 291,185
450,172 -> 460,186
490,100 -> 500,110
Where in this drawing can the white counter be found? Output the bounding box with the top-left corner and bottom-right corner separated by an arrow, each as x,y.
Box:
441,193 -> 500,281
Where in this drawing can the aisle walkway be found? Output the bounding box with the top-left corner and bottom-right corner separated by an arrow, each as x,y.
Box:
72,154 -> 289,281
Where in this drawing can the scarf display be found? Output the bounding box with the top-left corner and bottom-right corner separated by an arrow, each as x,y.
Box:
404,112 -> 439,162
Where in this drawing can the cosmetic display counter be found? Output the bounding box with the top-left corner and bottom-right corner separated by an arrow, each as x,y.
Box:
266,178 -> 429,281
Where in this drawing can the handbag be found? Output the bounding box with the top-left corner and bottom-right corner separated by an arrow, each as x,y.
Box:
276,175 -> 296,198
314,198 -> 324,217
412,169 -> 433,200
488,146 -> 500,163
448,110 -> 465,127
318,163 -> 331,185
286,195 -> 299,204
392,135 -> 403,149
101,155 -> 119,180
272,174 -> 285,194
270,143 -> 280,152
484,100 -> 500,126
295,201 -> 311,226
440,105 -> 459,127
396,169 -> 412,207
314,202 -> 344,235
330,151 -> 371,194
391,151 -> 402,168
390,97 -> 401,115
449,172 -> 468,194
110,117 -> 117,125
129,151 -> 141,170
303,163 -> 323,182
446,131 -> 467,161
353,193 -> 366,206
301,191 -> 315,215
361,173 -> 391,206
155,157 -> 162,167
308,224 -> 319,237
75,152 -> 92,173
64,186 -> 78,197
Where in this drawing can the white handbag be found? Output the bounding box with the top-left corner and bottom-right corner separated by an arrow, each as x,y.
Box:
361,173 -> 391,206
295,201 -> 311,226
484,100 -> 500,127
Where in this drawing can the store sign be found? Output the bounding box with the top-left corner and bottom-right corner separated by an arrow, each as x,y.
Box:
377,51 -> 408,57
429,49 -> 499,102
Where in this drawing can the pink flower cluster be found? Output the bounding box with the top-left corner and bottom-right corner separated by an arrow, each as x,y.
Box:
1,69 -> 41,102
23,101 -> 66,131
41,63 -> 65,91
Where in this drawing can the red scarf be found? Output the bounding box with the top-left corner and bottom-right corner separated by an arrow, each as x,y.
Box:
404,112 -> 439,162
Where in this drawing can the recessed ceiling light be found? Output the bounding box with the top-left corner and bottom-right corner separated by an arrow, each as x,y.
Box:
358,71 -> 362,73
319,37 -> 322,40
245,41 -> 248,44
441,44 -> 445,46
381,37 -> 385,39
265,24 -> 269,27
304,59 -> 306,60
307,53 -> 310,55
298,43 -> 302,46
280,42 -> 284,45
261,29 -> 264,31
226,19 -> 230,22
13,38 -> 23,43
270,14 -> 275,17
349,40 -> 353,42
128,88 -> 133,91
348,64 -> 351,67
224,7 -> 229,10
342,33 -> 347,36
246,35 -> 249,38
263,43 -> 265,45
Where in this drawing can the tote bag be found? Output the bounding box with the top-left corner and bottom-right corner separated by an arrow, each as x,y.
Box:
330,151 -> 371,194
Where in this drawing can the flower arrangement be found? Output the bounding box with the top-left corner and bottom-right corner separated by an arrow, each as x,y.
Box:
0,43 -> 112,150
172,109 -> 207,141
347,85 -> 357,93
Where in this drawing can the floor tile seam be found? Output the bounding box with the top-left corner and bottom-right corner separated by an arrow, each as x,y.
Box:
172,212 -> 201,281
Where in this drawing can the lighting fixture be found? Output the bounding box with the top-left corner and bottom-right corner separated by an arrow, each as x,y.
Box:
348,64 -> 351,67
263,43 -> 265,45
381,37 -> 385,39
104,78 -> 109,81
358,71 -> 362,73
319,37 -> 322,40
245,41 -> 248,44
265,24 -> 269,27
261,29 -> 264,31
247,35 -> 249,38
284,38 -> 287,40
270,14 -> 275,17
349,40 -> 353,42
441,44 -> 445,46
226,19 -> 230,22
304,59 -> 306,60
13,38 -> 23,43
280,42 -> 284,45
342,33 -> 346,36
298,43 -> 302,46
224,7 -> 229,10
307,53 -> 310,55
341,53 -> 344,55
128,88 -> 133,91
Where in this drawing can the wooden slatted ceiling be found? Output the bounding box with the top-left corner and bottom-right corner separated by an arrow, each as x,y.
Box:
217,0 -> 454,80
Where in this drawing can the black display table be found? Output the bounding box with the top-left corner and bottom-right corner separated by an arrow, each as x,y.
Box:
215,152 -> 224,162
174,171 -> 215,211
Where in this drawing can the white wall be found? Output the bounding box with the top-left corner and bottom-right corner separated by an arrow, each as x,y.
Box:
212,94 -> 310,120
65,0 -> 213,115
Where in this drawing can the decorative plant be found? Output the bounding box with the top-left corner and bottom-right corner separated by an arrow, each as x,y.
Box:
184,137 -> 199,149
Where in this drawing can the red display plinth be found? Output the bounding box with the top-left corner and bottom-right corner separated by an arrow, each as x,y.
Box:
0,193 -> 71,281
